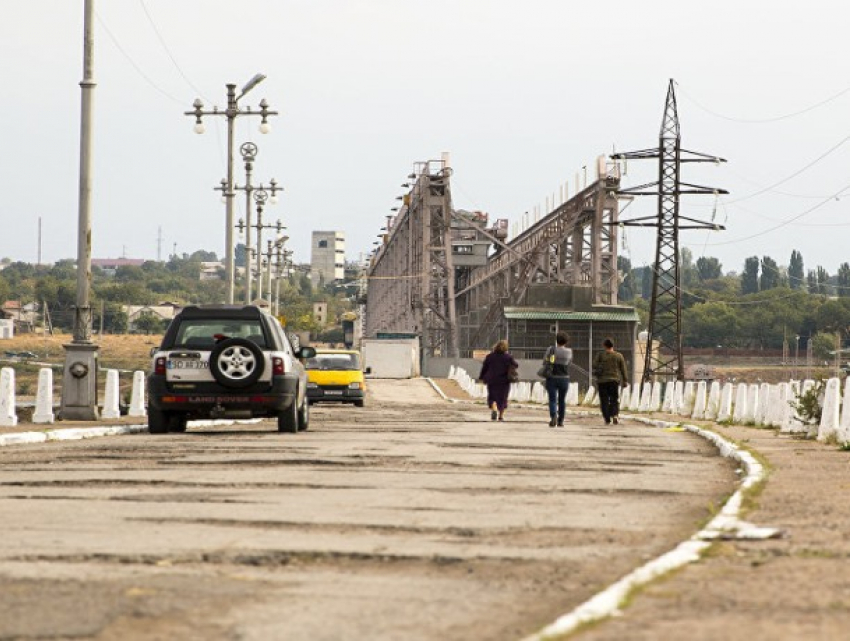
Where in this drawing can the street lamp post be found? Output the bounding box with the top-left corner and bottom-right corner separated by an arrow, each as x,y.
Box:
243,187 -> 283,301
61,0 -> 99,420
185,75 -> 277,303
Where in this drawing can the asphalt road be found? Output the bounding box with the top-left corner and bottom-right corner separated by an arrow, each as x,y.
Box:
0,380 -> 735,640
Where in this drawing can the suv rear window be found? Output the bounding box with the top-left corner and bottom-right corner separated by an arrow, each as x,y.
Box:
173,319 -> 267,349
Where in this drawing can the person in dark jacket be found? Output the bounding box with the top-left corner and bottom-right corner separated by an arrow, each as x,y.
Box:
478,340 -> 518,421
543,332 -> 572,427
592,338 -> 629,425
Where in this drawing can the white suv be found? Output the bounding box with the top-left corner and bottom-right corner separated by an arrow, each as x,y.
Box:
147,305 -> 315,433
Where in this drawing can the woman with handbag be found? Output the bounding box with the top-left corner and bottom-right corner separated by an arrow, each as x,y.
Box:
478,340 -> 518,421
541,332 -> 572,427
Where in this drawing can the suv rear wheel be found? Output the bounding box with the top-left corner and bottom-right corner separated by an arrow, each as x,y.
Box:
298,398 -> 310,431
277,399 -> 299,433
169,414 -> 188,433
148,409 -> 170,434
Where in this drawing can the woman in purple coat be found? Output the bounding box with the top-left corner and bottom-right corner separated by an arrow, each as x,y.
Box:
478,340 -> 518,421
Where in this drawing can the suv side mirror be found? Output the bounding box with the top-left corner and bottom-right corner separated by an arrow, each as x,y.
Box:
364,366 -> 372,375
297,346 -> 317,359
149,347 -> 158,357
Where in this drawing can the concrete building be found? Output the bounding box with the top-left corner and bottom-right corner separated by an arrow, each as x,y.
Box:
311,231 -> 345,285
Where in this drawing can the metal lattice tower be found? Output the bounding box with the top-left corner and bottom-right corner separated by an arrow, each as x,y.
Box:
613,80 -> 727,382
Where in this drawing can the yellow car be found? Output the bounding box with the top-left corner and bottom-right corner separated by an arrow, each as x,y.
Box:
305,349 -> 367,407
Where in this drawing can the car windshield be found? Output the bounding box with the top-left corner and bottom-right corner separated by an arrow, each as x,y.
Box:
306,353 -> 361,371
173,319 -> 267,349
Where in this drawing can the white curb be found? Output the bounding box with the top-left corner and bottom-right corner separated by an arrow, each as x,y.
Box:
525,414 -> 766,640
0,418 -> 266,448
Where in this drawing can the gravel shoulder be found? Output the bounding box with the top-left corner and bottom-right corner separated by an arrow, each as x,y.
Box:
575,420 -> 850,641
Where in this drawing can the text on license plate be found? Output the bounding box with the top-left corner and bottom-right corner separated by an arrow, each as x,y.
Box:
168,359 -> 209,369
324,390 -> 344,396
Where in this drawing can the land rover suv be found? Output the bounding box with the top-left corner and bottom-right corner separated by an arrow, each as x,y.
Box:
147,305 -> 315,434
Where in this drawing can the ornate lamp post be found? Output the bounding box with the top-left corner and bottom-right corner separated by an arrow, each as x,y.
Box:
185,75 -> 277,303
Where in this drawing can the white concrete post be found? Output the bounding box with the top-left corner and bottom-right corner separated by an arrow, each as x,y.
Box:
650,382 -> 662,412
755,383 -> 771,425
717,382 -> 734,422
817,377 -> 841,442
680,382 -> 695,417
128,370 -> 147,418
620,386 -> 630,409
566,383 -> 579,406
661,381 -> 675,413
705,381 -> 721,420
744,384 -> 759,423
691,381 -> 707,420
0,367 -> 18,427
32,367 -> 55,424
628,383 -> 641,411
639,382 -> 652,412
101,369 -> 121,419
732,384 -> 748,424
838,378 -> 850,445
583,386 -> 596,406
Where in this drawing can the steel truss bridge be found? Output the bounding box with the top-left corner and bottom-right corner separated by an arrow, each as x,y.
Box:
364,156 -> 623,358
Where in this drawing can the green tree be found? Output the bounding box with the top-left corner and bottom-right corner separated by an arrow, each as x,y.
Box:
837,262 -> 850,298
640,266 -> 653,299
133,311 -> 165,335
680,248 -> 698,288
695,256 -> 722,282
759,256 -> 781,291
741,256 -> 759,294
816,266 -> 830,295
812,332 -> 838,361
807,270 -> 818,294
788,250 -> 804,290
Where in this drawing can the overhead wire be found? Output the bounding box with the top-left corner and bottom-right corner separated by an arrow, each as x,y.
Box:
676,80 -> 850,124
95,12 -> 184,105
139,0 -> 210,102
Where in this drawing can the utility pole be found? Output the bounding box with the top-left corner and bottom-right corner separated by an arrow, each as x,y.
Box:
612,79 -> 727,383
61,0 -> 99,420
185,75 -> 277,304
157,226 -> 163,261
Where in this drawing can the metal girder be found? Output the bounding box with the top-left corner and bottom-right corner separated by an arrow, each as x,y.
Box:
365,159 -> 458,358
458,168 -> 621,352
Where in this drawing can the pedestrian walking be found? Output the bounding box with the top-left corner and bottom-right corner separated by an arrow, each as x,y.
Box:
478,340 -> 518,421
541,332 -> 572,427
592,338 -> 629,425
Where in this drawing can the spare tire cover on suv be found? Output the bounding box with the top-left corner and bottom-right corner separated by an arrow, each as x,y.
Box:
209,337 -> 265,388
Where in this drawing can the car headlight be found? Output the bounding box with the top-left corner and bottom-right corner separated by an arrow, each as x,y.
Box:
348,382 -> 361,390
307,382 -> 318,389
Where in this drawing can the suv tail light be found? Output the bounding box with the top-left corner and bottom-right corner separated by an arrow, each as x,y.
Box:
154,356 -> 166,376
272,357 -> 285,376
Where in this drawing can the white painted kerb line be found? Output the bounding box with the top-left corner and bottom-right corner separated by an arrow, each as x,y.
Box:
525,417 -> 766,640
0,419 -> 264,448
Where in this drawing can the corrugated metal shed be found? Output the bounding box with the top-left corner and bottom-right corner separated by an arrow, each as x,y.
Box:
503,307 -> 640,322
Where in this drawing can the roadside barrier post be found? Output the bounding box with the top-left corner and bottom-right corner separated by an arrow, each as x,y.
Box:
101,370 -> 121,420
0,367 -> 17,427
128,371 -> 147,418
32,367 -> 55,424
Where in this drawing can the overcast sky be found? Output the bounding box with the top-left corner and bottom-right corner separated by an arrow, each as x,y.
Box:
3,0 -> 849,278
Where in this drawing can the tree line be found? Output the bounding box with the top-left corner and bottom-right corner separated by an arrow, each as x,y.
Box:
618,249 -> 850,354
0,251 -> 355,338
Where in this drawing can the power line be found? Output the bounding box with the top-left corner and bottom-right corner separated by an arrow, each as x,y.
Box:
677,80 -> 850,124
139,0 -> 210,102
95,12 -> 184,105
701,181 -> 850,247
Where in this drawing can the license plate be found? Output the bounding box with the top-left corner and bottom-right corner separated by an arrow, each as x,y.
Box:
169,359 -> 209,370
324,390 -> 344,396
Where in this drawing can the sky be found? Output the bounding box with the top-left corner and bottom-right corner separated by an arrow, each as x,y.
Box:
2,0 -> 850,277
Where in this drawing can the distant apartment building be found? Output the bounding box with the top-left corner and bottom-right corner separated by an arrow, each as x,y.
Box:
310,231 -> 345,285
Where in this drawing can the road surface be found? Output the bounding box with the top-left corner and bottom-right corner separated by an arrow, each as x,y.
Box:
0,379 -> 735,640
